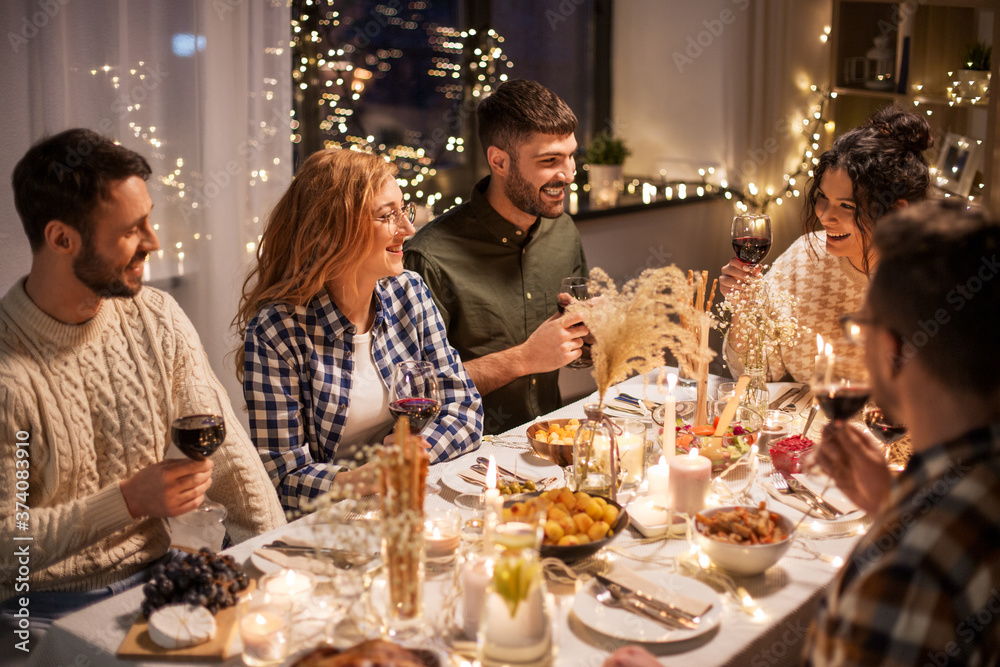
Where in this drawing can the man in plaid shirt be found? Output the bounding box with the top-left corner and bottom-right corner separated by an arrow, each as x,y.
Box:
604,201 -> 1000,667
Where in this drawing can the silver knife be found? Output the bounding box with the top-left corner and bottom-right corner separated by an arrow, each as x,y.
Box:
787,478 -> 843,517
599,582 -> 698,630
260,542 -> 365,569
596,574 -> 705,624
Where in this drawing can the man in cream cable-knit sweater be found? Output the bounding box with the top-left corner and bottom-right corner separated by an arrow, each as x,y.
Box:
0,129 -> 285,646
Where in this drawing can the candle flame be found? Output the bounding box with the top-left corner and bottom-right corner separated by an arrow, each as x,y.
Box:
254,613 -> 268,626
816,333 -> 824,355
284,569 -> 297,586
658,455 -> 667,466
824,343 -> 833,356
486,455 -> 497,490
667,372 -> 678,392
689,448 -> 699,458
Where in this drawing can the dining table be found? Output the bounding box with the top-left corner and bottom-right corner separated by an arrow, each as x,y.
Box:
27,368 -> 867,667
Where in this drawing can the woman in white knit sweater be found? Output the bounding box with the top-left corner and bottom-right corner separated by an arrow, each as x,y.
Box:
719,107 -> 932,383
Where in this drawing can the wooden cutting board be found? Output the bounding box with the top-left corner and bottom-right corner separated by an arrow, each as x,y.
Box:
117,580 -> 255,661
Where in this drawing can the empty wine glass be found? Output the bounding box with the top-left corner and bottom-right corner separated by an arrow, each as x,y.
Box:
171,384 -> 226,515
389,360 -> 441,434
731,213 -> 772,267
558,276 -> 592,369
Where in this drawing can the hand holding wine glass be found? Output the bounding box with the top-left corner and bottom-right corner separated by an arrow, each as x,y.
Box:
389,360 -> 441,434
558,276 -> 592,369
171,384 -> 227,515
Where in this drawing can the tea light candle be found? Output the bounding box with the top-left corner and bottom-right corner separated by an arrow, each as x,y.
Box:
647,455 -> 670,496
662,373 -> 677,458
424,512 -> 461,561
668,448 -> 711,515
239,609 -> 289,664
259,569 -> 315,598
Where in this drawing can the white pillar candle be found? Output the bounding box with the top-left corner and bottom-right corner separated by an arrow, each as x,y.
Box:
647,455 -> 670,496
462,556 -> 492,638
668,448 -> 711,515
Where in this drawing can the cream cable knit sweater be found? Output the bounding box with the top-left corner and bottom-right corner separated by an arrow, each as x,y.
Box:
0,280 -> 284,601
725,232 -> 869,383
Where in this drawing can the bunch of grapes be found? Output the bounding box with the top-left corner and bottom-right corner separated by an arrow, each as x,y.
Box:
141,548 -> 250,617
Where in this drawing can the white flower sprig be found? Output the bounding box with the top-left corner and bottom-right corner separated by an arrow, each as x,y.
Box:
716,267 -> 806,372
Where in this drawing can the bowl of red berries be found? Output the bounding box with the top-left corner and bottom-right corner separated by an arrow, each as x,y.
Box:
768,435 -> 816,477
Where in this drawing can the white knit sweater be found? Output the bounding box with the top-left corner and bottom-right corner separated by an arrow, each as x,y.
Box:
0,281 -> 284,600
725,232 -> 869,383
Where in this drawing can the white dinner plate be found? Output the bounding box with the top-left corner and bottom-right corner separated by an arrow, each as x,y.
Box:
572,574 -> 722,643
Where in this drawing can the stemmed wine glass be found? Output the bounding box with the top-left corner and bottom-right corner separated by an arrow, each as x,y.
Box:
731,213 -> 773,267
171,384 -> 227,515
863,403 -> 906,446
558,276 -> 592,369
389,360 -> 441,434
812,373 -> 871,425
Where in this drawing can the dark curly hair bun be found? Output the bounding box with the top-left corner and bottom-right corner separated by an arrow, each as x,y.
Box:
867,106 -> 934,154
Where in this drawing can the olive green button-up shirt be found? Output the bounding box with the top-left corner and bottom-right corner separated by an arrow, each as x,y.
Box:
404,177 -> 587,434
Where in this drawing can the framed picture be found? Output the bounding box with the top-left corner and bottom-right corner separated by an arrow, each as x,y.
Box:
933,133 -> 981,197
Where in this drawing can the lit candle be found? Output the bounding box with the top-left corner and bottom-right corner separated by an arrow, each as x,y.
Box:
823,343 -> 835,385
814,334 -> 825,382
665,186 -> 673,200
678,183 -> 687,199
668,448 -> 711,515
647,455 -> 670,497
662,372 -> 677,458
239,609 -> 290,664
259,568 -> 315,598
424,511 -> 461,561
568,191 -> 579,215
483,456 -> 503,526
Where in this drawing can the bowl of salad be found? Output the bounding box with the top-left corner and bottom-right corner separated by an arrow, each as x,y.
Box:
673,406 -> 762,473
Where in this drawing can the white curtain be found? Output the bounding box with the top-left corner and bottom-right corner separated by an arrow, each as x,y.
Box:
0,0 -> 293,427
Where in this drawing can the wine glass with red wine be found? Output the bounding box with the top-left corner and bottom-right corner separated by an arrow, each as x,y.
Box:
171,384 -> 226,514
389,360 -> 441,434
731,213 -> 772,267
558,276 -> 592,369
863,404 -> 907,446
812,373 -> 871,424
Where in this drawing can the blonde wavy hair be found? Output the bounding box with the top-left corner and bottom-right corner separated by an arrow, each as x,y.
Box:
233,148 -> 397,381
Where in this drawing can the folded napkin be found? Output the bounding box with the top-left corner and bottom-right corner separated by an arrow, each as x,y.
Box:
765,473 -> 861,518
604,568 -> 714,617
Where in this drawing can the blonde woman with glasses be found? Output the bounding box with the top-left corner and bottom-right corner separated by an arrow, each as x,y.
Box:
234,149 -> 483,512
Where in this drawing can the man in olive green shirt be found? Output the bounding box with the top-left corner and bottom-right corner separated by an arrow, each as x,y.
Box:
404,80 -> 588,434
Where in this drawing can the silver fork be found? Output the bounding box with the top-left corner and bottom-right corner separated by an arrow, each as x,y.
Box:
770,473 -> 835,519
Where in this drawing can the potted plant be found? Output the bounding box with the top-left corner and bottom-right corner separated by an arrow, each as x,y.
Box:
585,132 -> 631,208
958,41 -> 991,99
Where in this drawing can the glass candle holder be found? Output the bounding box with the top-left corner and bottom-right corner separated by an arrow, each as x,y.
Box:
424,508 -> 462,571
613,418 -> 647,487
259,568 -> 316,608
238,592 -> 293,667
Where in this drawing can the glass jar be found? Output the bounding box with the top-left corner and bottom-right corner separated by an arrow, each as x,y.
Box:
477,504 -> 555,667
572,402 -> 619,498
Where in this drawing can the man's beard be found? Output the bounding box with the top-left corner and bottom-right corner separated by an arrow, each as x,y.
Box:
73,238 -> 146,299
503,160 -> 569,220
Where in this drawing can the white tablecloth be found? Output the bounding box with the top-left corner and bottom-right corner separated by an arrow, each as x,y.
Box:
29,370 -> 858,667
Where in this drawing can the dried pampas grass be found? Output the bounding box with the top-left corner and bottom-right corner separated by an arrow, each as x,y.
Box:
569,266 -> 716,406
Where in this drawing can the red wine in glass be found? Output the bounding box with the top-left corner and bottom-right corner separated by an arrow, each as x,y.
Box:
863,407 -> 906,445
731,213 -> 772,266
732,236 -> 772,265
815,385 -> 871,421
171,414 -> 226,460
171,384 -> 227,514
388,397 -> 441,434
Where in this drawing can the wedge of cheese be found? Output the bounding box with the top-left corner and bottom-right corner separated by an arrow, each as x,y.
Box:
148,603 -> 217,649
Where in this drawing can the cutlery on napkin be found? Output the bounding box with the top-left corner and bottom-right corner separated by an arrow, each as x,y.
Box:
598,569 -> 713,620
254,533 -> 371,576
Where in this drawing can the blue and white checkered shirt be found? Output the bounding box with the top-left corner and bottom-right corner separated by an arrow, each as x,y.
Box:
244,270 -> 483,511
